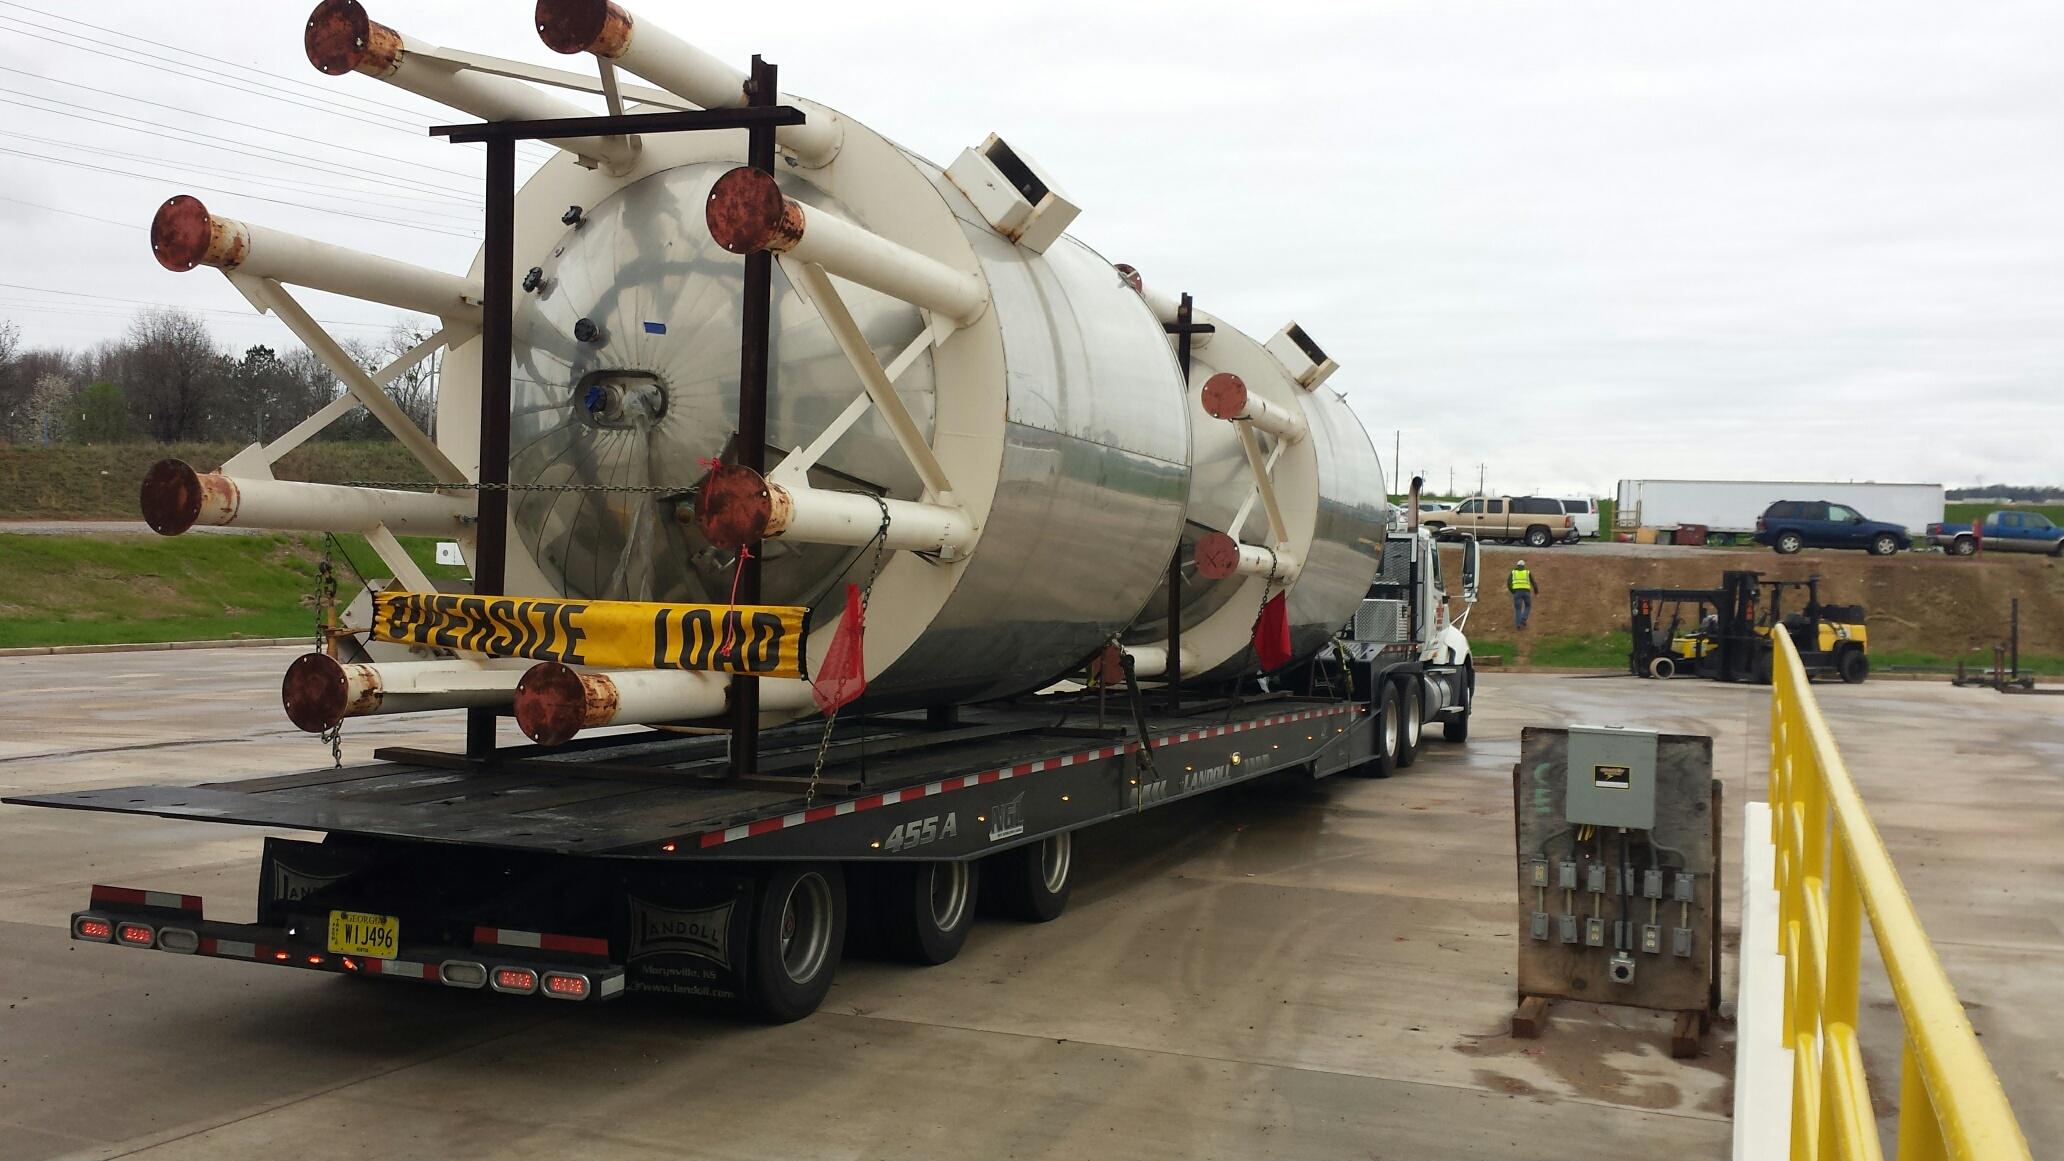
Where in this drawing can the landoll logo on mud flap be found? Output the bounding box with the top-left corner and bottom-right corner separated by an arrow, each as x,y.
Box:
987,792 -> 1026,842
269,863 -> 349,903
628,897 -> 734,969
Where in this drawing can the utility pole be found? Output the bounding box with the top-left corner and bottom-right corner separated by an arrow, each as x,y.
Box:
1447,466 -> 1453,497
1477,462 -> 1486,496
1393,431 -> 1401,498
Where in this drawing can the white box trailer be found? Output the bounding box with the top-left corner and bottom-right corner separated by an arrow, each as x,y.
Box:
1613,480 -> 1945,535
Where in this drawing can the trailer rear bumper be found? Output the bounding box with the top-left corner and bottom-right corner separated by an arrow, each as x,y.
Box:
69,884 -> 626,1002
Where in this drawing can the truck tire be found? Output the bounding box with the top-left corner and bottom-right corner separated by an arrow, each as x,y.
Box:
1394,678 -> 1422,769
1524,525 -> 1551,548
1838,648 -> 1869,685
1951,536 -> 1976,556
984,833 -> 1073,923
749,863 -> 847,1023
1869,533 -> 1899,556
875,860 -> 980,965
1774,531 -> 1803,555
1355,685 -> 1400,778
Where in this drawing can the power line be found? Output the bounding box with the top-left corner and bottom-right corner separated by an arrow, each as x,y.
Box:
0,283 -> 431,331
0,129 -> 485,225
0,194 -> 141,231
0,74 -> 485,195
0,10 -> 560,163
0,145 -> 481,239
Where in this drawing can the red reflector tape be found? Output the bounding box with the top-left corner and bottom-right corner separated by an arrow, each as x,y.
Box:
90,885 -> 202,914
472,926 -> 609,958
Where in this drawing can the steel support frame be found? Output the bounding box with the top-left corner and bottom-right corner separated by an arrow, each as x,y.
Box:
430,70 -> 805,765
1163,293 -> 1214,710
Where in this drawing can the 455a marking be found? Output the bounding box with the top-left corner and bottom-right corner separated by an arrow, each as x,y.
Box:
880,813 -> 958,853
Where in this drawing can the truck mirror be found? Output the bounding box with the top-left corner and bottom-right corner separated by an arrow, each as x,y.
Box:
1461,537 -> 1481,603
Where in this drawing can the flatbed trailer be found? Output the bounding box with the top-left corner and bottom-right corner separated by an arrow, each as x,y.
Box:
8,688 -> 1392,1020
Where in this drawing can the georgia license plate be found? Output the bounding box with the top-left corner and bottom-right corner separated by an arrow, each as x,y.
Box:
326,910 -> 399,959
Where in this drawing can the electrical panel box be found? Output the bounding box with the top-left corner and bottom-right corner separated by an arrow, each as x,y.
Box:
1513,727 -> 1719,1025
1564,724 -> 1659,829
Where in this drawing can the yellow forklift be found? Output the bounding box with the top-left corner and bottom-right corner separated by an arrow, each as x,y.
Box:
1629,571 -> 1868,684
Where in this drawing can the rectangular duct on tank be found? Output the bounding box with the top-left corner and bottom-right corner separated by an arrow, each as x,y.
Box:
1265,322 -> 1340,391
945,134 -> 1080,254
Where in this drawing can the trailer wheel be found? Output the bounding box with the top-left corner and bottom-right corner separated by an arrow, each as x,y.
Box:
1442,665 -> 1474,743
1524,525 -> 1552,548
985,832 -> 1073,922
1837,648 -> 1869,685
1394,679 -> 1423,769
748,863 -> 847,1023
876,860 -> 980,964
1356,685 -> 1400,778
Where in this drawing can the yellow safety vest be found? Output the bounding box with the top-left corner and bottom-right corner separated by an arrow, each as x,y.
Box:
1509,568 -> 1533,592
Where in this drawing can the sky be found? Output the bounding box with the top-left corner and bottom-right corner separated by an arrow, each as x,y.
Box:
2,0 -> 2059,497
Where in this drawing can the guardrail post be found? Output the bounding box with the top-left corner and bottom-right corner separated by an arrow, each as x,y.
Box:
1896,1040 -> 1947,1161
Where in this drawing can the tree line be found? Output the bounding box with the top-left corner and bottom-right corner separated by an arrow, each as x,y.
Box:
0,308 -> 437,446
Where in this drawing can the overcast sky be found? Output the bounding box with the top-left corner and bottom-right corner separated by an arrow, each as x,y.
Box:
2,0 -> 2059,496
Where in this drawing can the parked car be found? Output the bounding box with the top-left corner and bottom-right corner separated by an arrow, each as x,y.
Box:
1418,501 -> 1456,513
1752,500 -> 1911,556
1558,497 -> 1599,539
1422,495 -> 1574,548
1927,510 -> 2064,556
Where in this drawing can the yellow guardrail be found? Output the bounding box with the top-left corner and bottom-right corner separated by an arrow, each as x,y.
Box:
1767,629 -> 2032,1161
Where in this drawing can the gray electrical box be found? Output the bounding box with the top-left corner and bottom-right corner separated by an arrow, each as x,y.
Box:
1564,724 -> 1659,829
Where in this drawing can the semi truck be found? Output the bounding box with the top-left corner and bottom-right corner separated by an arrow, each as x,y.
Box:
4,1 -> 1479,1024
1613,479 -> 1944,538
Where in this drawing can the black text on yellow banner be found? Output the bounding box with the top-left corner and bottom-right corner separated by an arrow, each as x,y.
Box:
370,593 -> 808,678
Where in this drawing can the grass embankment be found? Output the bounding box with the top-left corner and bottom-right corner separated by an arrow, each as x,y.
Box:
1943,502 -> 2064,527
0,442 -> 431,520
0,532 -> 468,648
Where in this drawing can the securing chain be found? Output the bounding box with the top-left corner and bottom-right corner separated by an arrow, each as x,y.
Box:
340,480 -> 695,494
803,494 -> 893,808
1246,545 -> 1283,643
313,541 -> 344,769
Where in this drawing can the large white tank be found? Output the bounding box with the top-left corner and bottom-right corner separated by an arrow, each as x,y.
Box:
140,0 -> 1385,741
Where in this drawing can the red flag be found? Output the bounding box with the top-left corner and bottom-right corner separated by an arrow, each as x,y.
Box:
1255,591 -> 1292,671
812,584 -> 866,714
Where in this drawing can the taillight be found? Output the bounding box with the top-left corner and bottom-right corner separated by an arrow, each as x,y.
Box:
75,916 -> 114,942
158,928 -> 199,954
116,922 -> 155,948
542,972 -> 591,1000
440,960 -> 488,989
1757,518 -> 1766,532
491,967 -> 538,995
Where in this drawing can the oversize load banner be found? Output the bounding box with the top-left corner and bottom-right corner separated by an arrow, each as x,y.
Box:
371,592 -> 807,678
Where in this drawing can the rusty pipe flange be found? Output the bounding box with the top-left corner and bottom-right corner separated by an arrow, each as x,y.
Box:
535,0 -> 632,57
305,0 -> 402,77
1193,531 -> 1245,581
694,462 -> 777,550
515,661 -> 616,745
1200,372 -> 1249,420
150,195 -> 249,273
282,652 -> 374,733
139,459 -> 213,535
705,167 -> 804,256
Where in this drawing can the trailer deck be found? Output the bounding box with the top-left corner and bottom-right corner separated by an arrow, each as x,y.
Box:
6,695 -> 1371,861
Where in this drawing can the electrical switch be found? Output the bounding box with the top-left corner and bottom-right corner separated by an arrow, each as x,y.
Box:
1559,861 -> 1578,890
1530,912 -> 1550,941
1643,869 -> 1663,899
1586,864 -> 1606,893
1673,873 -> 1696,902
1672,928 -> 1694,957
1558,915 -> 1579,944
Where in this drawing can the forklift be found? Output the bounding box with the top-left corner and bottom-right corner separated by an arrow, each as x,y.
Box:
1629,571 -> 1868,685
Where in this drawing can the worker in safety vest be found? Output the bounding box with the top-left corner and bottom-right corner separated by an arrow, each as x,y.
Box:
1508,559 -> 1538,630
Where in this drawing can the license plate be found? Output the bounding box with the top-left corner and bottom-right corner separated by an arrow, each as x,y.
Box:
326,910 -> 399,959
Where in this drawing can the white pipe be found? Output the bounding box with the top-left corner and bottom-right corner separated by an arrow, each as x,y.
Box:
707,167 -> 987,326
151,196 -> 479,321
769,481 -> 974,553
306,0 -> 636,169
1200,372 -> 1307,442
534,0 -> 843,167
514,662 -> 818,743
282,654 -> 529,732
1193,530 -> 1300,583
140,460 -> 469,537
1114,264 -> 1212,348
1125,644 -> 1197,680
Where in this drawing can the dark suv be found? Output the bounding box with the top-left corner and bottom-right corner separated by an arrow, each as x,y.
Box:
1753,500 -> 1910,556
